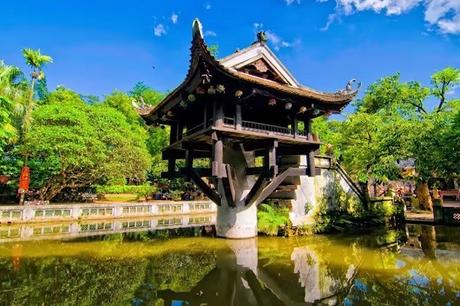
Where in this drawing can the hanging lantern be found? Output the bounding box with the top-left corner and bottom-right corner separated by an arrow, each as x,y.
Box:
196,87 -> 206,94
298,106 -> 307,113
187,94 -> 196,102
207,86 -> 216,95
285,102 -> 292,110
216,84 -> 226,93
234,90 -> 243,98
166,110 -> 174,117
268,98 -> 277,106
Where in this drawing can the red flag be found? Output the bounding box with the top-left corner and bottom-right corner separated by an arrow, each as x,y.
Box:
18,166 -> 30,192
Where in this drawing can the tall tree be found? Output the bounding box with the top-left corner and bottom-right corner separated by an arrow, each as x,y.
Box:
20,49 -> 52,141
17,49 -> 52,204
27,88 -> 151,200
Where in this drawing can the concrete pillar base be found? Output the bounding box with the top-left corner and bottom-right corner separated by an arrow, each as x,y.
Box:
216,203 -> 257,239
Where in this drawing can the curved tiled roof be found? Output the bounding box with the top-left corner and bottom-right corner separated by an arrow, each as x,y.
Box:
140,19 -> 359,122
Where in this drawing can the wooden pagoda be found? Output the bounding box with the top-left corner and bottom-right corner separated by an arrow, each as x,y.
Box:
140,19 -> 359,238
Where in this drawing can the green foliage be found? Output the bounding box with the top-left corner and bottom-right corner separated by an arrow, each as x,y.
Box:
129,81 -> 164,105
22,48 -> 53,70
96,184 -> 156,196
26,88 -> 151,200
369,199 -> 396,218
0,97 -> 15,152
315,67 -> 459,198
257,203 -> 290,236
208,44 -> 219,57
311,175 -> 393,233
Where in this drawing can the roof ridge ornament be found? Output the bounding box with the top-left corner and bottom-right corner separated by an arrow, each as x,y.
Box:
192,18 -> 204,39
256,31 -> 268,45
341,79 -> 361,94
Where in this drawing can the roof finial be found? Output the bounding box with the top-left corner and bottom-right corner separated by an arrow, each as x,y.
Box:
257,31 -> 268,45
192,18 -> 204,39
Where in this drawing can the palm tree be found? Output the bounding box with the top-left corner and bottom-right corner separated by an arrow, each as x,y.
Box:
17,49 -> 53,205
21,49 -> 52,140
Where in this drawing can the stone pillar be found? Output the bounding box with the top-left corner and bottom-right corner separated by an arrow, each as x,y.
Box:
217,202 -> 258,238
216,143 -> 257,238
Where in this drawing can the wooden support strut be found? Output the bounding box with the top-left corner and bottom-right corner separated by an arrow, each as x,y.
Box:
187,168 -> 221,205
185,147 -> 221,205
253,167 -> 307,206
264,140 -> 278,178
244,172 -> 269,206
211,132 -> 225,178
222,164 -> 236,207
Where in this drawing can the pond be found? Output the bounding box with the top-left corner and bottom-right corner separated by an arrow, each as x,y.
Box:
0,223 -> 459,306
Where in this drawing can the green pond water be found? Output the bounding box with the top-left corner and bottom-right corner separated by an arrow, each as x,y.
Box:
0,224 -> 459,306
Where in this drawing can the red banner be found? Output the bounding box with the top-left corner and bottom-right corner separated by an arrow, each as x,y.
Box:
18,166 -> 30,192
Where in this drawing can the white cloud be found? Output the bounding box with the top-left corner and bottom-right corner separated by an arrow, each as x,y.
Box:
265,30 -> 300,50
285,0 -> 301,4
154,24 -> 166,37
425,0 -> 460,34
205,2 -> 211,10
204,30 -> 217,37
253,23 -> 300,50
171,13 -> 178,24
319,0 -> 460,34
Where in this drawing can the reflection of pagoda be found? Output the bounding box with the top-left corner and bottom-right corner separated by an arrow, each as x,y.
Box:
140,19 -> 359,238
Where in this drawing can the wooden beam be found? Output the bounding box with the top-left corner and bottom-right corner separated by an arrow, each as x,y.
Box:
235,103 -> 242,130
162,148 -> 210,160
304,118 -> 312,139
242,139 -> 279,152
187,168 -> 221,205
182,141 -> 212,152
178,167 -> 212,177
254,167 -> 307,206
244,172 -> 268,206
169,122 -> 178,144
212,132 -> 225,178
167,158 -> 176,178
177,121 -> 183,140
292,118 -> 298,139
222,164 -> 235,207
246,167 -> 264,175
213,101 -> 224,128
264,140 -> 278,178
185,149 -> 193,170
308,149 -> 316,177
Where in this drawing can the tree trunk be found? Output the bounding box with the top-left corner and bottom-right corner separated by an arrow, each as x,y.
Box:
359,181 -> 370,210
415,181 -> 432,212
420,226 -> 436,259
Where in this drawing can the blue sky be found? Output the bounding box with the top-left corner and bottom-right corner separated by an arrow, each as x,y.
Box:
1,0 -> 459,107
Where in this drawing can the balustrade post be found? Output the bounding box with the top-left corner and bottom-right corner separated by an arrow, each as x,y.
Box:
236,103 -> 242,130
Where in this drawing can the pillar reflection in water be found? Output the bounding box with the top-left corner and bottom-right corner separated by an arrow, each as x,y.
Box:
157,238 -> 285,306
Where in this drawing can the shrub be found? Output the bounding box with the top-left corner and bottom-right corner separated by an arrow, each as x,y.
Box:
96,184 -> 156,197
257,203 -> 290,236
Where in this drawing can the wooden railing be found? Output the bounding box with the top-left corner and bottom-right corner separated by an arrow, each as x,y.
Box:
242,120 -> 292,135
185,123 -> 205,136
200,118 -> 319,141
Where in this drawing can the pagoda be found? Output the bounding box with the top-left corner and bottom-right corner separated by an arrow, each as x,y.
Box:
140,19 -> 359,238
